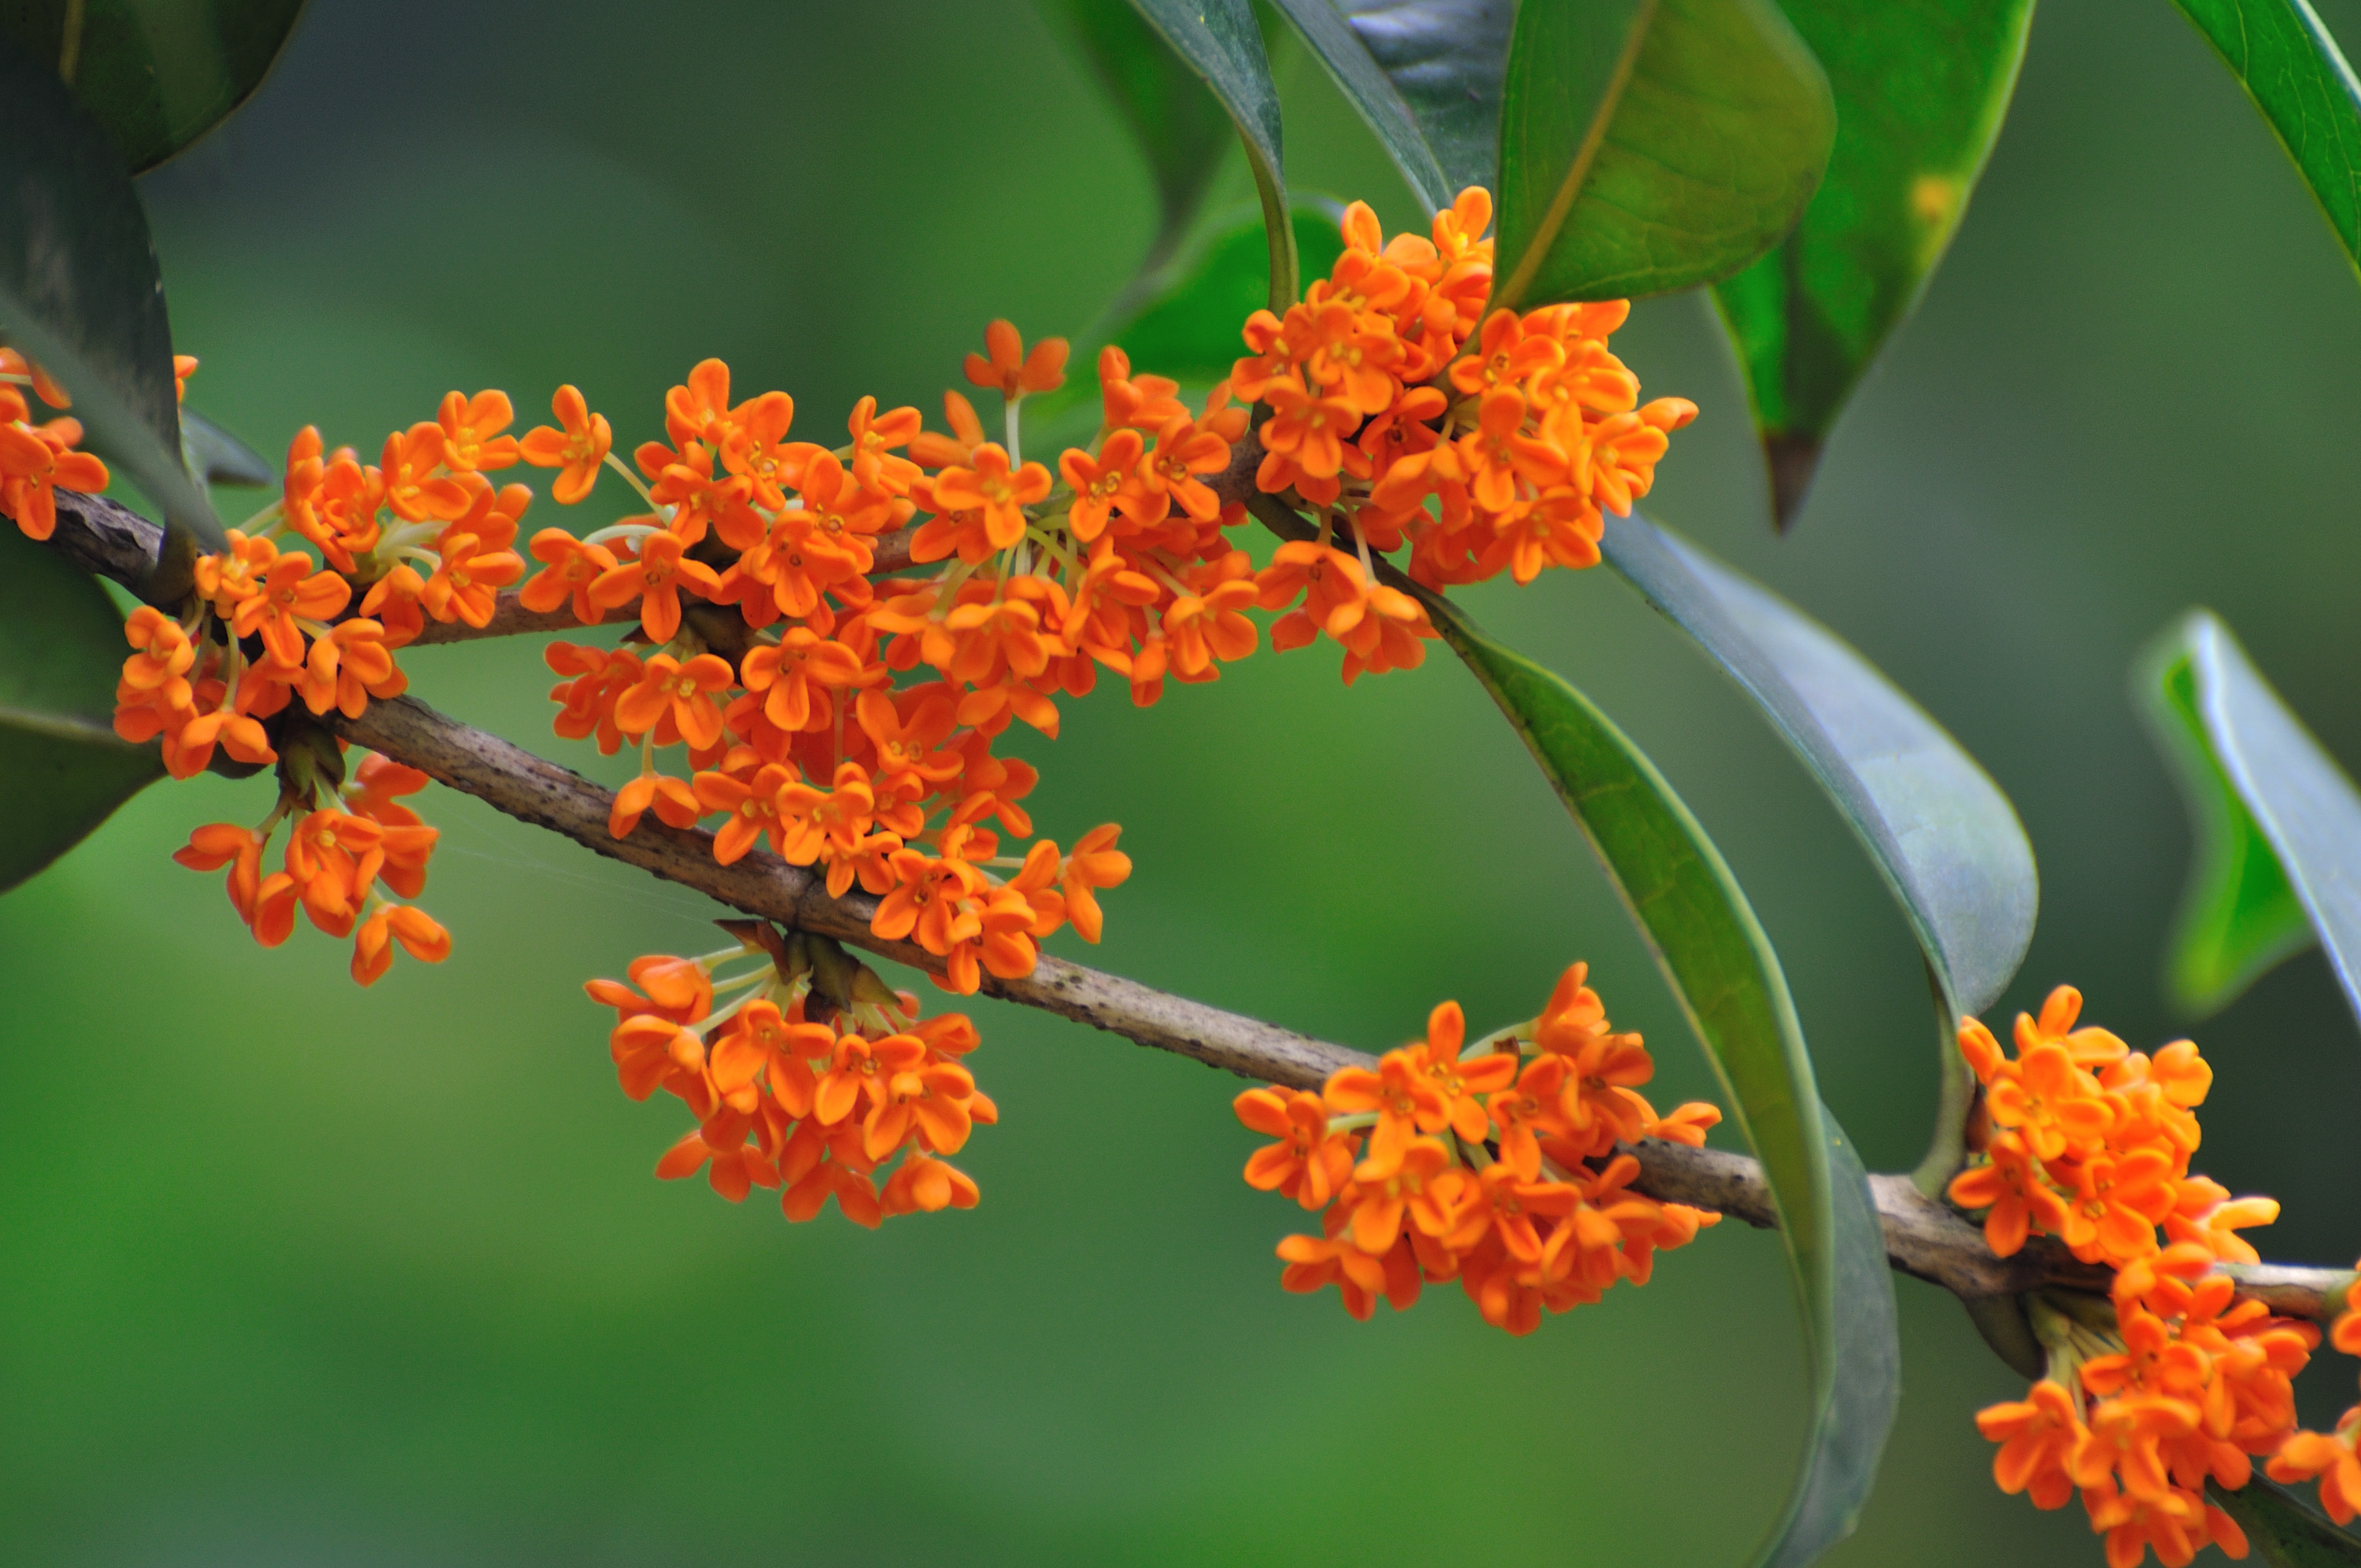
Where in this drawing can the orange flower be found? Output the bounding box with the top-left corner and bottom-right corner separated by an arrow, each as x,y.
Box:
2269,1427 -> 2361,1524
2053,1148 -> 2179,1264
587,530 -> 720,643
881,1152 -> 980,1215
929,443 -> 1050,552
351,903 -> 451,986
693,758 -> 798,865
608,769 -> 704,837
173,823 -> 268,923
420,527 -> 525,628
1407,1000 -> 1517,1144
1133,415 -> 1232,523
613,652 -> 734,751
1986,1043 -> 2111,1161
1235,1087 -> 1355,1210
1258,378 -> 1362,481
233,550 -> 351,667
1059,428 -> 1144,542
846,396 -> 923,496
740,629 -> 866,733
1324,1049 -> 1448,1178
963,319 -> 1068,400
0,416 -> 108,540
436,389 -> 519,472
1947,1130 -> 2061,1257
519,528 -> 619,623
298,618 -> 406,718
1059,825 -> 1129,943
519,384 -> 613,504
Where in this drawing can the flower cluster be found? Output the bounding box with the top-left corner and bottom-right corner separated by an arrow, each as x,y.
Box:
0,347 -> 113,540
113,386 -> 549,976
172,748 -> 449,984
1958,988 -> 2326,1566
2265,1274 -> 2361,1523
1238,189 -> 1697,596
518,347 -> 1155,996
1234,962 -> 1722,1334
1949,987 -> 2274,1270
587,927 -> 992,1224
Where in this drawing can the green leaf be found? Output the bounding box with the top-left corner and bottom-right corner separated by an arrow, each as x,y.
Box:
1602,512 -> 2037,1186
1422,584 -> 1897,1568
0,0 -> 307,174
0,526 -> 161,891
1123,0 -> 1298,310
0,28 -> 222,570
1491,0 -> 1835,308
1709,0 -> 2035,528
2137,611 -> 2361,1024
2211,1477 -> 2361,1566
182,408 -> 273,487
2168,0 -> 2361,286
1268,0 -> 1511,212
1039,0 -> 1233,270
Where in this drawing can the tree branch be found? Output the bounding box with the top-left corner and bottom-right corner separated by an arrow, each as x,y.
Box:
36,491 -> 2356,1324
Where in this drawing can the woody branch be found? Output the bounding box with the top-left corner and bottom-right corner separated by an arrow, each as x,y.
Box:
39,488 -> 2354,1321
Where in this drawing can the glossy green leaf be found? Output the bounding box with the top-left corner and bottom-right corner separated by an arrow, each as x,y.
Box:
2137,611 -> 2361,1025
1418,582 -> 1897,1568
182,409 -> 273,487
1602,512 -> 2036,1184
2169,0 -> 2361,286
1122,0 -> 1297,310
0,0 -> 305,174
0,28 -> 222,568
1709,0 -> 2035,528
1491,0 -> 1835,308
1040,0 -> 1232,272
0,526 -> 161,891
2211,1477 -> 2361,1566
1269,0 -> 1511,212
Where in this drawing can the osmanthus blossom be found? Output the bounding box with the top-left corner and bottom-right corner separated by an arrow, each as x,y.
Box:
1236,962 -> 1724,1337
1947,987 -> 2335,1565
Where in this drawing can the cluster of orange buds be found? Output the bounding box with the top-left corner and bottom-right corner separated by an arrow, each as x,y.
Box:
1236,189 -> 1697,603
170,746 -> 449,984
2265,1272 -> 2361,1523
1232,961 -> 1723,1334
0,346 -> 115,540
1948,987 -> 2275,1271
1956,987 -> 2329,1566
586,924 -> 992,1224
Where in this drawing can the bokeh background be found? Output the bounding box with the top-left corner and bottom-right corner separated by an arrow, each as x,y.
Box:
6,1 -> 2361,1562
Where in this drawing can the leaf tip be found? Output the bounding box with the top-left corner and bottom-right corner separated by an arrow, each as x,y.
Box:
1766,433 -> 1822,533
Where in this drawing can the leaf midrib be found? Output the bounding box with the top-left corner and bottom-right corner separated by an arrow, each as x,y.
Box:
1494,0 -> 1661,309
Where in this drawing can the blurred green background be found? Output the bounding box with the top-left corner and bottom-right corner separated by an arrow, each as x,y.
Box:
6,2 -> 2361,1562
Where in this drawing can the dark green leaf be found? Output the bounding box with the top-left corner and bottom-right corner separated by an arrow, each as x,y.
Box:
2169,0 -> 2361,286
1419,582 -> 1895,1568
0,28 -> 222,566
1491,0 -> 1835,307
1602,512 -> 2036,1183
0,0 -> 305,173
1269,0 -> 1511,212
1039,0 -> 1233,268
2211,1477 -> 2361,1566
2137,611 -> 2361,1024
1124,0 -> 1298,309
182,409 -> 273,487
0,526 -> 161,891
1709,0 -> 2035,528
